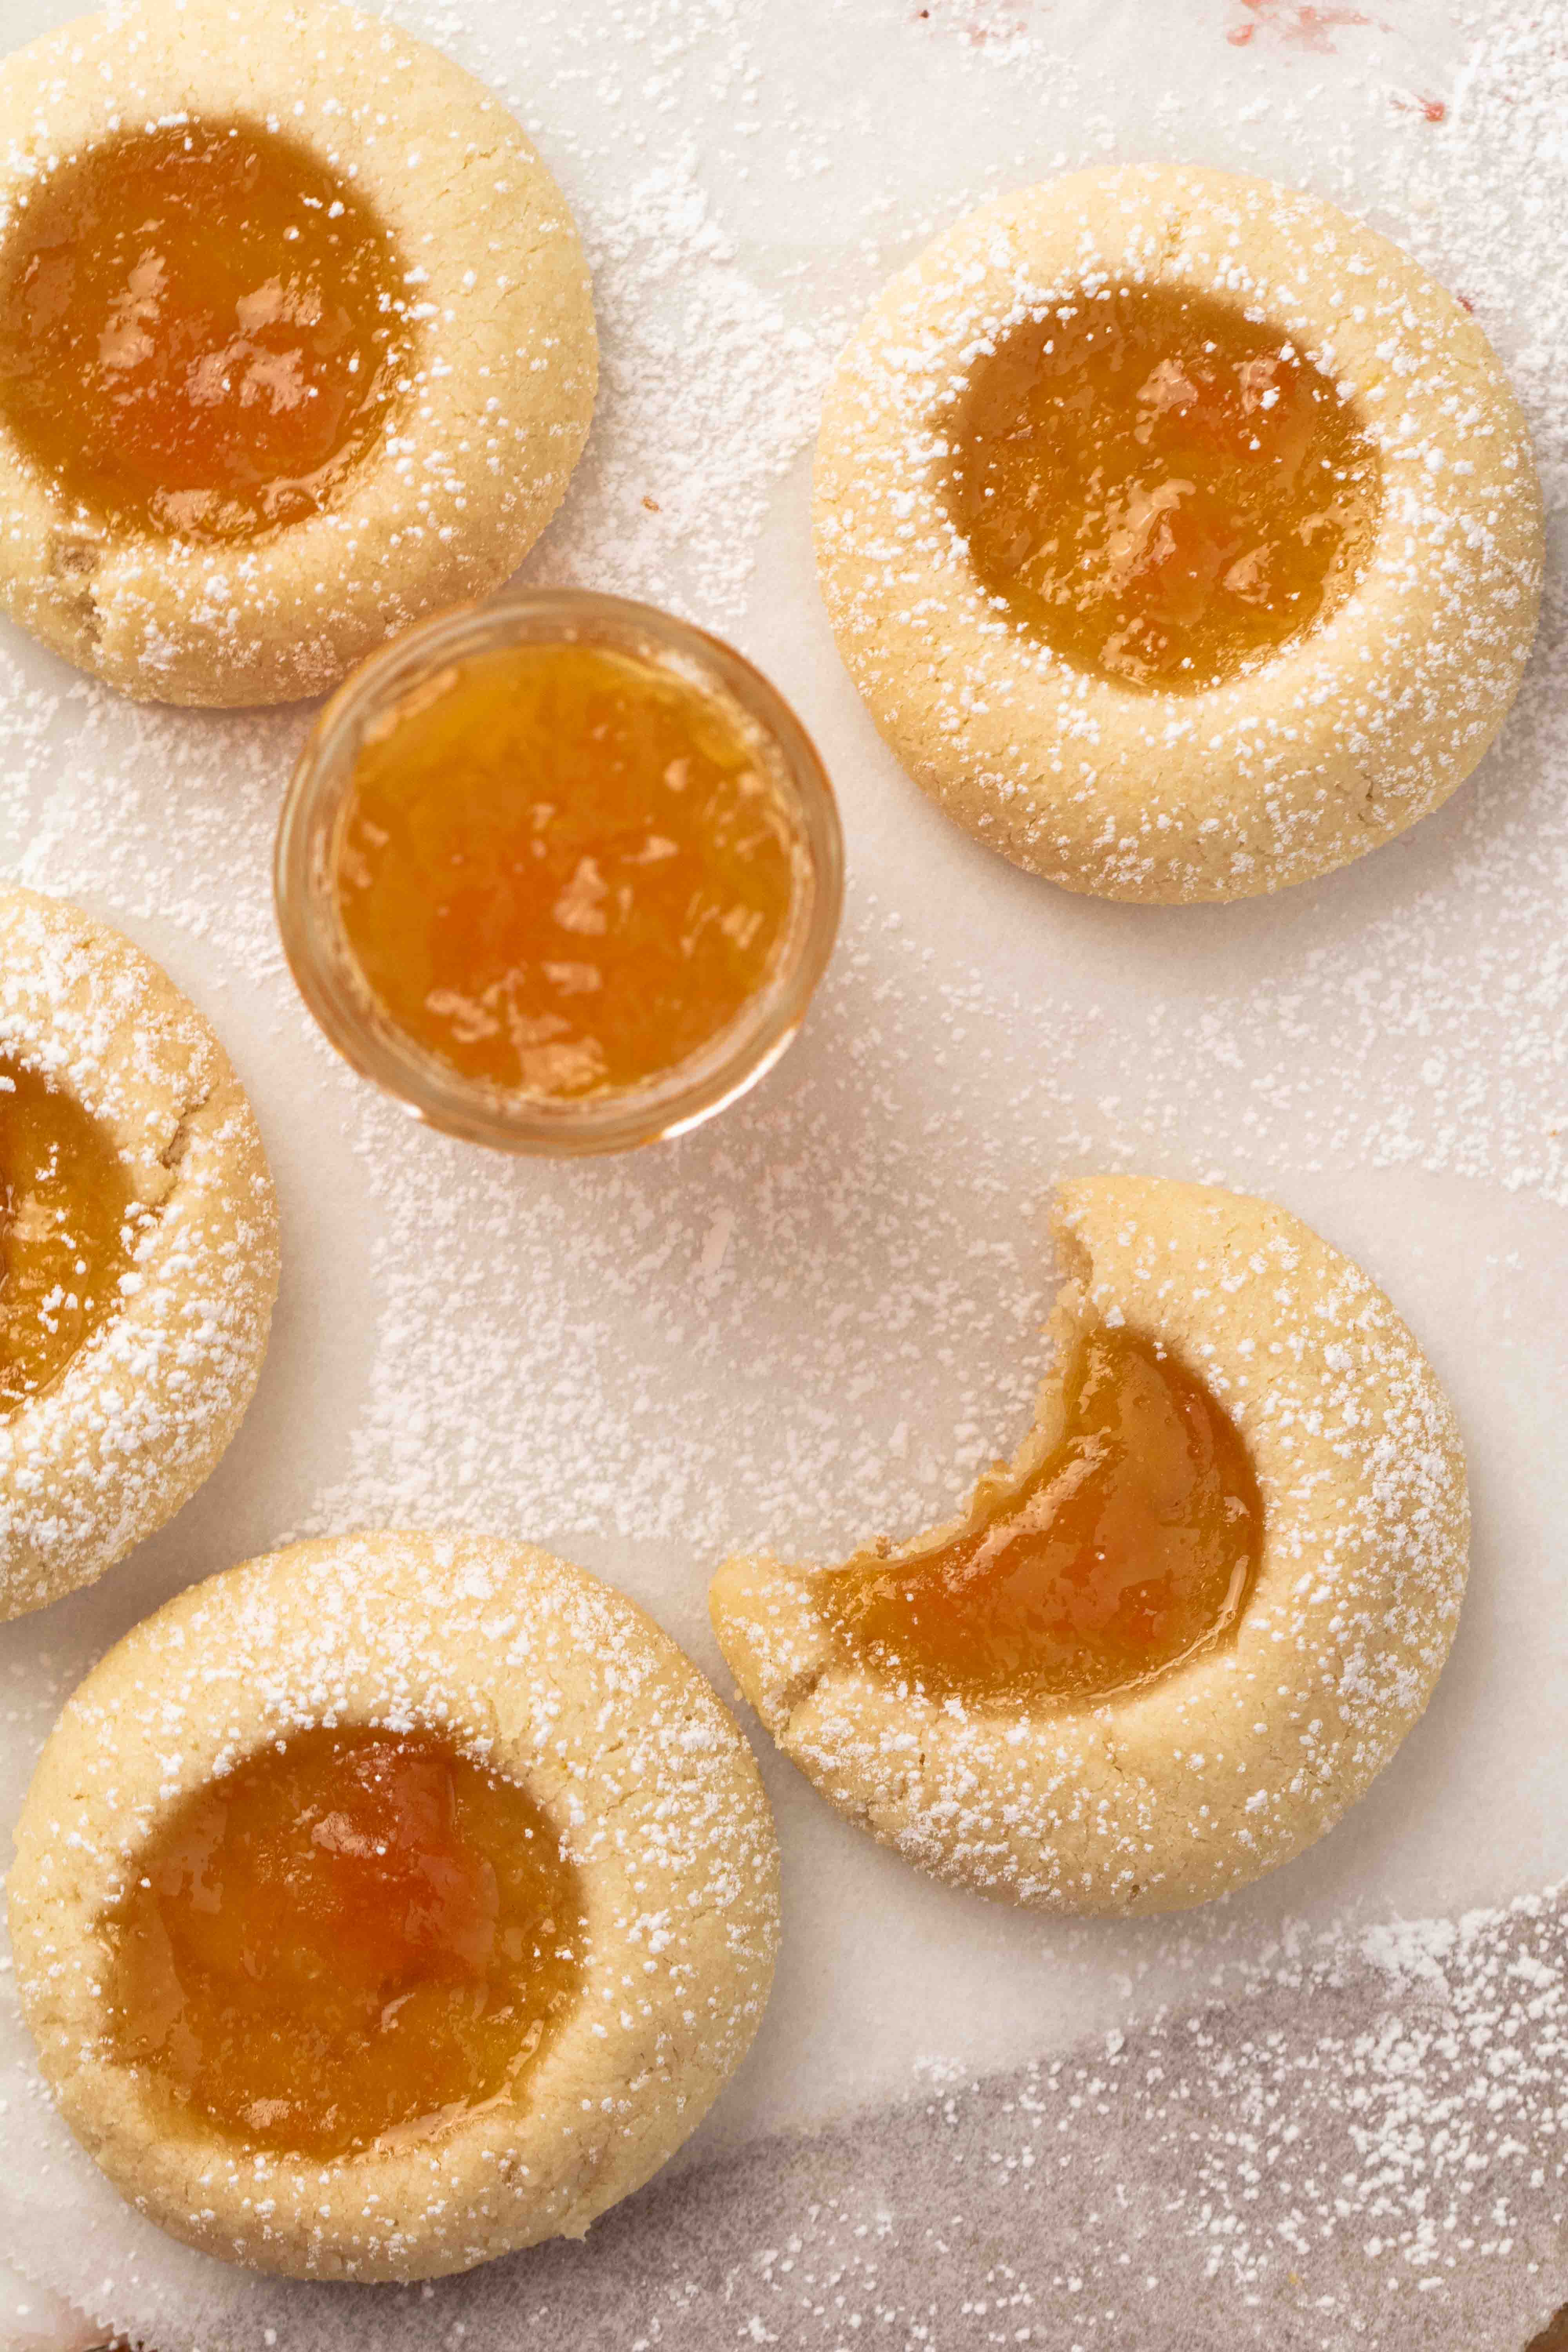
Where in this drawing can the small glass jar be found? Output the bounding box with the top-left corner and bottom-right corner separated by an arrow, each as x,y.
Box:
275,589 -> 844,1156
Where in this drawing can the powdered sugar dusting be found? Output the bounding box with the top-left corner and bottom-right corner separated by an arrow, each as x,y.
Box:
1,0 -> 1566,2338
14,1875 -> 1564,2346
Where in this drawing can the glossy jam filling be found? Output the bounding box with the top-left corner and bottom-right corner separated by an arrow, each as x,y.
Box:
817,1326 -> 1263,1708
335,642 -> 802,1101
102,1726 -> 587,2161
0,121 -> 406,541
0,1056 -> 139,1419
944,282 -> 1381,691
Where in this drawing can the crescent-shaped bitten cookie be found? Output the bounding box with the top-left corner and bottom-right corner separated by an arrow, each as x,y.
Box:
711,1174 -> 1468,1915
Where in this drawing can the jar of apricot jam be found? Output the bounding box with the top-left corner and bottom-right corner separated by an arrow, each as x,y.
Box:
276,591 -> 843,1154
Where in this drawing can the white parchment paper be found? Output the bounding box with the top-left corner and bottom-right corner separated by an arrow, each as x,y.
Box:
0,0 -> 1564,2340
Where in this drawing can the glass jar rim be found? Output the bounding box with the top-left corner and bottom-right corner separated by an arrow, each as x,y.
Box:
274,588 -> 845,1157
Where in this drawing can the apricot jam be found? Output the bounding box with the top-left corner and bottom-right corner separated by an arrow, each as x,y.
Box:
102,1726 -> 588,2161
945,282 -> 1381,691
818,1327 -> 1262,1708
335,643 -> 802,1100
0,122 -> 405,541
0,1056 -> 139,1418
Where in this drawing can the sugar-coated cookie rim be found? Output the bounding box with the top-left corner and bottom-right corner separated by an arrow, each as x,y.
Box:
0,0 -> 597,705
7,1532 -> 782,2282
813,163 -> 1543,903
710,1173 -> 1470,1916
0,883 -> 278,1619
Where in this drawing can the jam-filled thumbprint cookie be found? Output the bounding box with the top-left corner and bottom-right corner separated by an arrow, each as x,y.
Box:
0,0 -> 597,704
1,884 -> 278,1619
711,1174 -> 1469,1914
9,1532 -> 781,2279
814,165 -> 1542,902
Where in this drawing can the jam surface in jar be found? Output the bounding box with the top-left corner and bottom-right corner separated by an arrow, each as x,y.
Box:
0,1055 -> 138,1419
0,121 -> 405,541
102,1726 -> 588,2160
335,642 -> 802,1101
817,1327 -> 1263,1708
944,281 -> 1381,691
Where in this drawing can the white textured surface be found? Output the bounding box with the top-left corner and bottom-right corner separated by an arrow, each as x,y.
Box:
0,0 -> 1564,2340
0,2266 -> 93,2352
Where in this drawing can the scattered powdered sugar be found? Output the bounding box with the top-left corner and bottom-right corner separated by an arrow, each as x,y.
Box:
0,0 -> 1566,2339
11,1875 -> 1563,2348
521,147 -> 833,624
292,951 -> 1056,1562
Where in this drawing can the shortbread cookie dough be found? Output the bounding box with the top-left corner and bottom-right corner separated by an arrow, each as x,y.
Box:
814,165 -> 1543,902
8,1531 -> 781,2281
0,0 -> 597,705
1,884 -> 278,1618
711,1175 -> 1469,1915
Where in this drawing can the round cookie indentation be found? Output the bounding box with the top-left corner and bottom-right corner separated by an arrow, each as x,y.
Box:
103,1724 -> 588,2163
814,163 -> 1543,903
944,281 -> 1382,693
0,884 -> 279,1621
0,120 -> 407,544
710,1174 -> 1470,1916
0,0 -> 598,706
8,1531 -> 782,2281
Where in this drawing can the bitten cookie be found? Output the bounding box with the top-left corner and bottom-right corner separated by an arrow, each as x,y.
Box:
712,1174 -> 1469,1915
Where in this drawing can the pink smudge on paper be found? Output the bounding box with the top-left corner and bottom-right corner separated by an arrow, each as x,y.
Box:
1390,91 -> 1448,121
913,0 -> 1034,44
1226,0 -> 1370,51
